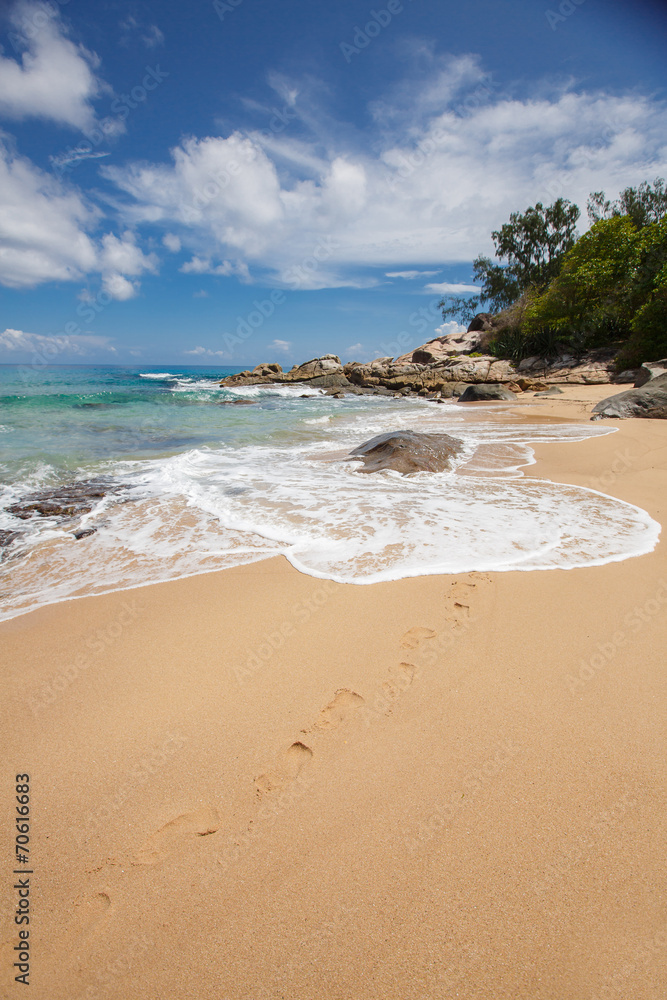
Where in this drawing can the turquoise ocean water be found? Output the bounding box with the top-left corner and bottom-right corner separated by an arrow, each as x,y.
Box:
0,364 -> 660,620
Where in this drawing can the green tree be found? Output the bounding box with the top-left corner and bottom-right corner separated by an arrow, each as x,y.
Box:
587,177 -> 667,230
523,215 -> 639,341
473,198 -> 580,309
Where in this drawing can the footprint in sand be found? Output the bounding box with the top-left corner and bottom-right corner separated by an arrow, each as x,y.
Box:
399,627 -> 438,649
133,805 -> 221,865
254,741 -> 313,798
308,688 -> 365,732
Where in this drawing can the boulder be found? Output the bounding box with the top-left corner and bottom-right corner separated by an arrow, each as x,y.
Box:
634,359 -> 667,387
307,373 -> 351,388
252,363 -> 283,376
348,431 -> 463,474
592,373 -> 667,419
458,384 -> 517,402
287,355 -> 342,379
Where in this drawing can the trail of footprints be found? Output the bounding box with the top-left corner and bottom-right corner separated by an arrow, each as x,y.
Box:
131,576 -> 487,866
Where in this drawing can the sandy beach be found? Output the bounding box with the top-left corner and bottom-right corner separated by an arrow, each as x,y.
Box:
1,385 -> 666,1000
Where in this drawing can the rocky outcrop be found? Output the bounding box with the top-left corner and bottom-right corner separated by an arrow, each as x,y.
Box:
7,480 -> 127,520
592,373 -> 667,420
348,431 -> 463,474
219,343 -> 638,398
458,384 -> 517,402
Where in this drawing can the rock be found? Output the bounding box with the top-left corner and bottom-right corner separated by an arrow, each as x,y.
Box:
634,359 -> 667,387
307,373 -> 351,388
252,363 -> 283,376
7,480 -> 127,520
458,384 -> 517,402
287,355 -> 342,379
0,530 -> 20,548
348,431 -> 463,474
218,399 -> 256,405
534,387 -> 564,396
614,370 -> 641,384
73,528 -> 97,540
592,373 -> 667,419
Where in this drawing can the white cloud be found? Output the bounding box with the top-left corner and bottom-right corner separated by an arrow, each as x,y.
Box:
0,140 -> 158,295
184,345 -> 226,356
346,343 -> 364,353
0,327 -> 116,357
434,320 -> 467,338
267,339 -> 291,353
162,233 -> 181,253
425,282 -> 480,295
193,289 -> 209,298
142,25 -> 164,49
105,73 -> 667,288
386,271 -> 439,279
179,255 -> 250,280
0,1 -> 106,130
0,136 -> 99,287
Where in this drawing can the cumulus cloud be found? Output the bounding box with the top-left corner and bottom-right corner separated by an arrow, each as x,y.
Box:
104,70 -> 667,288
425,282 -> 480,294
0,136 -> 99,287
0,1 -> 107,130
0,327 -> 116,358
433,320 -> 467,338
0,140 -> 158,296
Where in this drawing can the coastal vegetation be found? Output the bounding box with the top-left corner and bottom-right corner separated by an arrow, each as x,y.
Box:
440,179 -> 667,369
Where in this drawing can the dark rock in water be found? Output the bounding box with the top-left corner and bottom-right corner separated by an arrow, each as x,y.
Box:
592,372 -> 667,419
218,399 -> 256,405
458,384 -> 517,402
7,480 -> 127,520
0,529 -> 20,548
73,528 -> 97,540
348,430 -> 463,474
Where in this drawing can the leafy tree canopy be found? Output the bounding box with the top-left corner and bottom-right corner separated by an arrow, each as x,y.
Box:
587,178 -> 667,230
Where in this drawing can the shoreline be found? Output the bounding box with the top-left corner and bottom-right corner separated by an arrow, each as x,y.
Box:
1,385 -> 666,999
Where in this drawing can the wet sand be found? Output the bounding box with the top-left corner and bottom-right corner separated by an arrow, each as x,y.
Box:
1,384 -> 666,999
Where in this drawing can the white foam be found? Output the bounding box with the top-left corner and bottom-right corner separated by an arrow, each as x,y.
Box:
138,372 -> 178,379
0,405 -> 660,620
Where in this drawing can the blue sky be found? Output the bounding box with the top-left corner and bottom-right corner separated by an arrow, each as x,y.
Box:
1,0 -> 666,367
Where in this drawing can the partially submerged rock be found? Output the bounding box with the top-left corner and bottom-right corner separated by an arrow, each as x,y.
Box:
7,480 -> 127,520
592,372 -> 667,420
458,384 -> 517,402
348,430 -> 463,474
